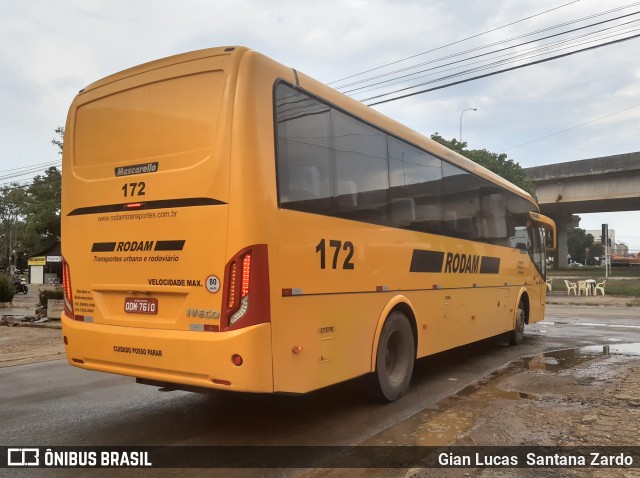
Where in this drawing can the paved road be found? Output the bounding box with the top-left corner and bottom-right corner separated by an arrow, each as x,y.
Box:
1,304 -> 638,477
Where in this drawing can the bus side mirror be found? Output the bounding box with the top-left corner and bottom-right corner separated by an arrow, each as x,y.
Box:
528,212 -> 556,251
544,228 -> 556,252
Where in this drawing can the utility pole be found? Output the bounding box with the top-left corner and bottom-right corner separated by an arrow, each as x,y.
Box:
602,224 -> 609,279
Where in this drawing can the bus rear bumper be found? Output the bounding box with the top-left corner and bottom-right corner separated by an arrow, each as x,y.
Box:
61,315 -> 274,393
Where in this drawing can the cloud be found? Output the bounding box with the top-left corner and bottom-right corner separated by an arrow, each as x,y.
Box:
1,0 -> 638,248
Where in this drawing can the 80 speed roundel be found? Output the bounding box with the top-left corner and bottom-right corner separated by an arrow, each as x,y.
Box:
205,275 -> 220,293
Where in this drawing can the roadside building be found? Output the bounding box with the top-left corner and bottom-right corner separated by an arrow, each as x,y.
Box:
27,241 -> 62,285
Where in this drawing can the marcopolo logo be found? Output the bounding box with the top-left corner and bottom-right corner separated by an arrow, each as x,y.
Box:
115,162 -> 159,177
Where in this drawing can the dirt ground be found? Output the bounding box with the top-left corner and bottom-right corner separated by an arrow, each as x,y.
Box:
0,325 -> 64,367
307,346 -> 640,478
367,348 -> 639,445
407,346 -> 640,477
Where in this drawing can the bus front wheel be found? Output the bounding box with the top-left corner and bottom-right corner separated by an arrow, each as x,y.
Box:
373,311 -> 415,402
508,303 -> 525,345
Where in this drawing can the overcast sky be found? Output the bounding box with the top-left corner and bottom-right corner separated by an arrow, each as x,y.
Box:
2,0 -> 639,251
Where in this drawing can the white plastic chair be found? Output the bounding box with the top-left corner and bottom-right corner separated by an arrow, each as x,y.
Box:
545,278 -> 553,292
577,280 -> 590,296
594,280 -> 606,296
564,280 -> 577,296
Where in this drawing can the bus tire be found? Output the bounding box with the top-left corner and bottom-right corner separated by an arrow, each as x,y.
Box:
508,303 -> 525,346
373,311 -> 415,402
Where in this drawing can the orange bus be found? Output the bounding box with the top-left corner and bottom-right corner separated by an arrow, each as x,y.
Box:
61,46 -> 555,401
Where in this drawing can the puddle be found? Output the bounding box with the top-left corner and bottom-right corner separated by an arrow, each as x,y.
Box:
472,385 -> 536,401
364,405 -> 478,446
364,343 -> 640,447
524,343 -> 640,372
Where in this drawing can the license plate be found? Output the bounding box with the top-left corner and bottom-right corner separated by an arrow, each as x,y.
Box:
124,297 -> 158,315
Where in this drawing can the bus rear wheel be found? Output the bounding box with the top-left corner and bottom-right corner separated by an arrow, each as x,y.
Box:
373,311 -> 415,402
508,303 -> 525,345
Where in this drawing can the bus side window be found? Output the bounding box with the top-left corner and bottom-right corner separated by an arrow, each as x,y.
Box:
276,83 -> 333,214
390,198 -> 416,228
388,136 -> 442,232
288,166 -> 320,201
336,180 -> 358,212
332,109 -> 388,224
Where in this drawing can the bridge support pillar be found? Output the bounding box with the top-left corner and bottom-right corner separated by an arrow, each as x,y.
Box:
547,213 -> 581,269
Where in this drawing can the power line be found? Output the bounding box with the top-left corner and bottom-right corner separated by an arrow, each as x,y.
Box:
343,12 -> 640,96
359,23 -> 640,102
499,103 -> 640,153
0,169 -> 61,192
0,159 -> 61,174
365,33 -> 640,106
0,161 -> 61,182
337,3 -> 640,91
329,0 -> 583,85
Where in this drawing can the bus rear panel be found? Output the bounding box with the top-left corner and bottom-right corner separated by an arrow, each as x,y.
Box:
62,47 -> 275,392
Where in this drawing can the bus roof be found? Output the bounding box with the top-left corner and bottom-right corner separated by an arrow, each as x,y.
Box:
80,46 -> 248,94
79,45 -> 536,207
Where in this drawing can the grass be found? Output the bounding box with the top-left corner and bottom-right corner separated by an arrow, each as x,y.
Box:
605,280 -> 640,297
548,266 -> 640,279
547,276 -> 640,298
547,266 -> 640,298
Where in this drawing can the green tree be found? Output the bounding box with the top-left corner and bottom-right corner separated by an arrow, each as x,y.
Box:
14,126 -> 64,257
430,133 -> 536,195
24,166 -> 61,251
0,184 -> 28,272
52,126 -> 64,155
567,228 -> 597,264
0,275 -> 14,302
0,127 -> 63,267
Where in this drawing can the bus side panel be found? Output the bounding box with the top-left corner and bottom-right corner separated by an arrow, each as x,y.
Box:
275,295 -> 382,393
274,211 -> 523,393
275,211 -> 405,393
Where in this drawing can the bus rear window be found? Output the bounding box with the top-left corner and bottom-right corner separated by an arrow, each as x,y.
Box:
74,71 -> 224,168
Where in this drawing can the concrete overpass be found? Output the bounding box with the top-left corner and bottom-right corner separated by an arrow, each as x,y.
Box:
524,151 -> 640,264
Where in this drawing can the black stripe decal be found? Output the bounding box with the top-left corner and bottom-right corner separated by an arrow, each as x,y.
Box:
411,250 -> 501,274
68,197 -> 226,216
480,256 -> 501,274
91,242 -> 117,252
410,250 -> 445,273
154,240 -> 186,251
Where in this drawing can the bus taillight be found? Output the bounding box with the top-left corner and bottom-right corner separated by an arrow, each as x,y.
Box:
221,245 -> 270,331
241,254 -> 251,297
227,262 -> 237,310
62,258 -> 74,318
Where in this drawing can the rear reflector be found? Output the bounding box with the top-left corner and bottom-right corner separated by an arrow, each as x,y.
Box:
231,354 -> 243,366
